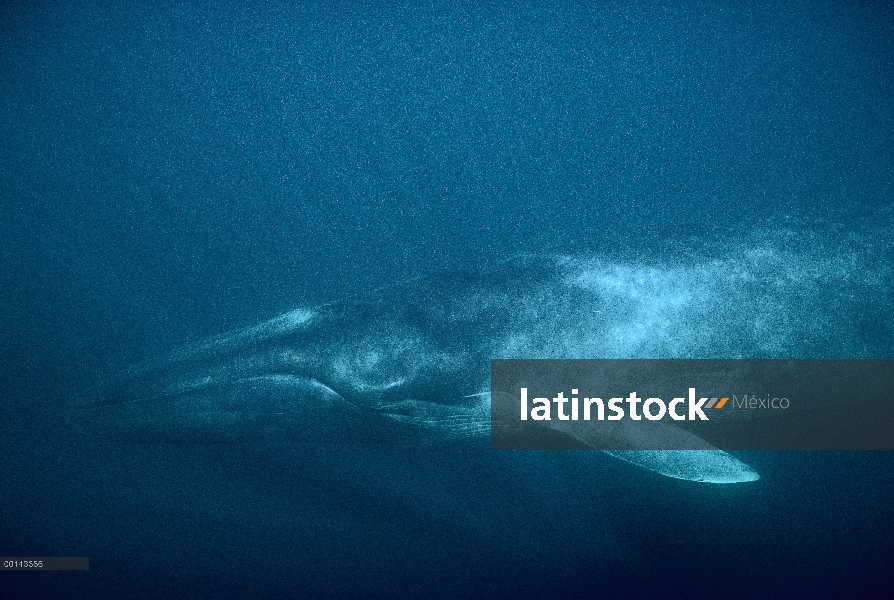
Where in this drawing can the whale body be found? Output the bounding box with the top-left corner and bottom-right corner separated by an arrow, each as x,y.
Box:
69,243 -> 893,484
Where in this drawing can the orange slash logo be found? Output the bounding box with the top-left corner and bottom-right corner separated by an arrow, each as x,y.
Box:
706,397 -> 729,409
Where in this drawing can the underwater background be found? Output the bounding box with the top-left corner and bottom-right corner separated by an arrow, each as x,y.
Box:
1,1 -> 893,597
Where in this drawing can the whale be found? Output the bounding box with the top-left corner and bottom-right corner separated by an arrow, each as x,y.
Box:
68,243 -> 892,484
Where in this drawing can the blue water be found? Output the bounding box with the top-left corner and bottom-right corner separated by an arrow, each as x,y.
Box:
1,1 -> 892,597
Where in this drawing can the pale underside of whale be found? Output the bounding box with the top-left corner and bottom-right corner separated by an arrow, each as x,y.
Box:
73,370 -> 759,484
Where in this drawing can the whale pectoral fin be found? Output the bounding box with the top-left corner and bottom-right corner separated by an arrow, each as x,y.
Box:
601,450 -> 760,484
548,418 -> 760,484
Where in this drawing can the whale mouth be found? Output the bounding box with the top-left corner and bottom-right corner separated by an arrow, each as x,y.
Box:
67,365 -> 368,443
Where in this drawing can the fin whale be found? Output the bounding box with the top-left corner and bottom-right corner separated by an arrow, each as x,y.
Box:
69,247 -> 892,484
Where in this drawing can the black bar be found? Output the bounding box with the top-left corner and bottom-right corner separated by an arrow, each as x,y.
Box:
1,558 -> 89,571
492,359 -> 894,450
